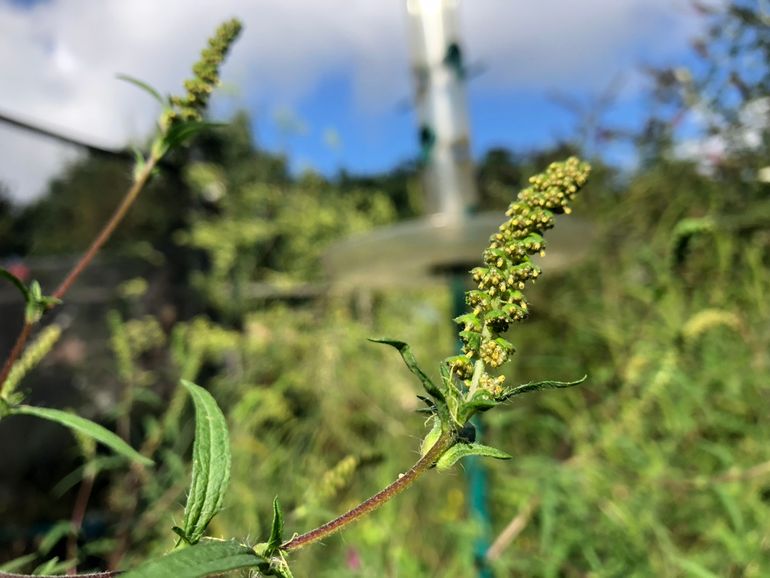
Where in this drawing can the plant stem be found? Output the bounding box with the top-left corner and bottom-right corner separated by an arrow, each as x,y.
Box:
0,155 -> 159,396
281,431 -> 455,552
52,155 -> 159,301
67,470 -> 96,575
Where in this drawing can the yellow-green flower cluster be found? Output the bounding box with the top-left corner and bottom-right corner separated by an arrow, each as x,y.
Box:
165,18 -> 242,126
2,324 -> 62,399
452,157 -> 590,392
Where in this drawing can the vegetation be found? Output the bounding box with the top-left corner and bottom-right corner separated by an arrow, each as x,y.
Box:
2,2 -> 770,576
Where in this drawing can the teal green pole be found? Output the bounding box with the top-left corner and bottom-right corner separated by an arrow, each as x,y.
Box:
451,274 -> 493,578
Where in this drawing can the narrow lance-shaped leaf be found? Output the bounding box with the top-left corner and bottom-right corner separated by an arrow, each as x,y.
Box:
12,405 -> 152,466
179,379 -> 232,545
265,497 -> 284,555
499,375 -> 587,401
420,417 -> 442,457
121,539 -> 266,578
435,442 -> 512,471
164,121 -> 223,152
0,267 -> 30,303
116,74 -> 166,105
368,338 -> 445,401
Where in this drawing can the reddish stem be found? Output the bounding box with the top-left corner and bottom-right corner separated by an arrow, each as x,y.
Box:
52,158 -> 157,301
281,432 -> 455,552
67,471 -> 96,575
0,156 -> 158,396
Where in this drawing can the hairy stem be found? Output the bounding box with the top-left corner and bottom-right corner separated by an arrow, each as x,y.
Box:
0,155 -> 159,395
281,431 -> 456,552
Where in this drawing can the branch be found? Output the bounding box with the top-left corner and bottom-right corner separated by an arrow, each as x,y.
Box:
281,432 -> 455,551
0,154 -> 159,395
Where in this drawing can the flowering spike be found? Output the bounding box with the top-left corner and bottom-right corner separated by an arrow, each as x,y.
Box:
455,157 -> 590,395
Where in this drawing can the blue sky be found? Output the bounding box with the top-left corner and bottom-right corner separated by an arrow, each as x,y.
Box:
0,0 -> 702,202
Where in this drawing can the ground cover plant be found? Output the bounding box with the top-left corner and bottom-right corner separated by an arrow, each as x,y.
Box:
0,17 -> 595,578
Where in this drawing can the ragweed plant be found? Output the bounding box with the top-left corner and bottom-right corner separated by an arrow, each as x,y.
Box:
0,14 -> 592,578
0,18 -> 243,577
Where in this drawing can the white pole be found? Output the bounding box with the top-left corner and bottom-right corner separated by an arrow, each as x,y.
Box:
407,0 -> 478,218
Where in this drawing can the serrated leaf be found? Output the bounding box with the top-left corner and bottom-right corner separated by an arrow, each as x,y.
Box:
117,74 -> 166,105
266,497 -> 284,555
368,338 -> 445,401
122,539 -> 266,578
0,267 -> 30,303
12,405 -> 152,466
499,375 -> 587,401
180,379 -> 232,544
435,442 -> 511,471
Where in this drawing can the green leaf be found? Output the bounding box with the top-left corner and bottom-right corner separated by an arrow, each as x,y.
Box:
458,390 -> 498,423
420,417 -> 442,457
164,121 -> 222,151
12,405 -> 152,466
0,267 -> 30,303
435,442 -> 511,471
132,146 -> 147,181
117,74 -> 166,104
180,379 -> 232,545
671,557 -> 721,578
368,338 -> 445,401
266,496 -> 284,555
122,539 -> 266,578
24,281 -> 60,323
0,552 -> 37,572
438,362 -> 461,425
499,375 -> 587,401
453,312 -> 481,330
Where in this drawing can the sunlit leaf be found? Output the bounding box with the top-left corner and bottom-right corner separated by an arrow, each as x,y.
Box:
179,379 -> 231,544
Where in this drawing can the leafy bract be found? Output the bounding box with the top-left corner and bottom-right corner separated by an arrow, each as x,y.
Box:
499,375 -> 587,401
368,338 -> 445,400
122,539 -> 265,578
117,74 -> 166,105
0,267 -> 29,303
435,442 -> 512,471
12,405 -> 151,466
266,497 -> 284,555
178,379 -> 232,544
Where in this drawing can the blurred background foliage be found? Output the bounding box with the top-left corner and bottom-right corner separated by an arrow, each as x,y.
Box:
2,2 -> 770,576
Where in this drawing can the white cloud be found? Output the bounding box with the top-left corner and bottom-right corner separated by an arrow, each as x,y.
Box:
0,0 -> 698,203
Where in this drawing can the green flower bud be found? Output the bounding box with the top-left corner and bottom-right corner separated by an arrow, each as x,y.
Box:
167,18 -> 242,128
457,157 -> 590,367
